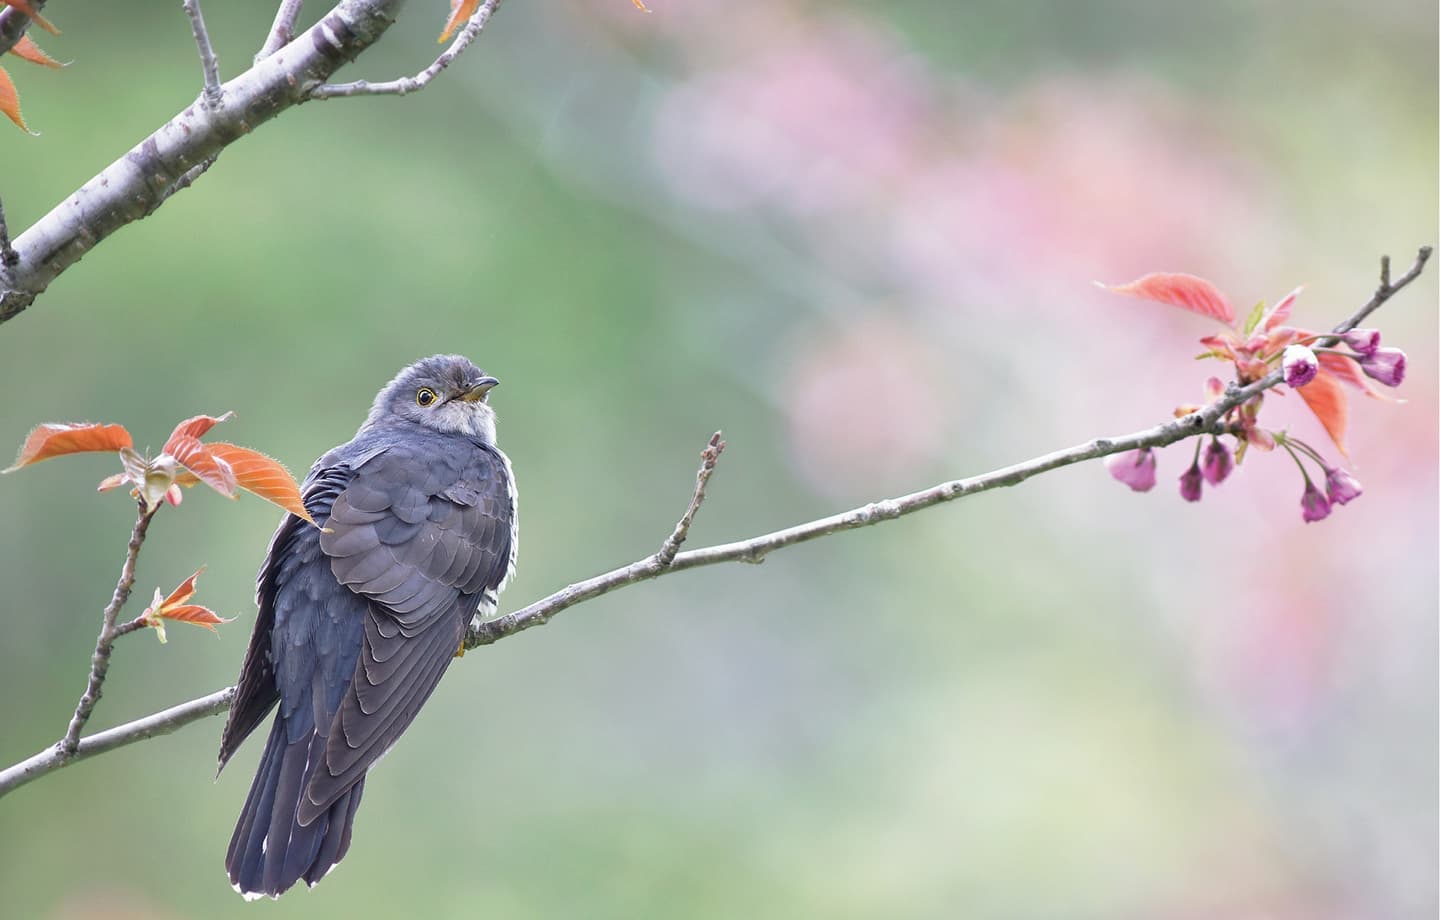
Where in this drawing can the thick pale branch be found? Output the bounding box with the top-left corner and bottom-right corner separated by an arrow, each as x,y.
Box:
182,0 -> 224,109
0,0 -> 411,325
0,248 -> 1428,799
309,0 -> 504,99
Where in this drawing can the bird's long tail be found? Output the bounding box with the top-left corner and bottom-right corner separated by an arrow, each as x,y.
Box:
225,717 -> 365,899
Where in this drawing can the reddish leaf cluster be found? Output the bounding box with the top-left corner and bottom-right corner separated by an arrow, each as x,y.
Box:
1104,272 -> 1408,522
5,413 -> 315,524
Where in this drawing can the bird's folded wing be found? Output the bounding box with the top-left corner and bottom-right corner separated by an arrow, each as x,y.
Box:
219,465 -> 355,771
298,604 -> 463,824
320,443 -> 513,636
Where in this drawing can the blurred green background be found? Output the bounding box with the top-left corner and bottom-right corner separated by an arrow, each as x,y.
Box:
1,2 -> 1435,917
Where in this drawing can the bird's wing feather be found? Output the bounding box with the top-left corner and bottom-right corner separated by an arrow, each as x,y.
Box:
297,440 -> 514,822
320,442 -> 513,631
218,465 -> 354,771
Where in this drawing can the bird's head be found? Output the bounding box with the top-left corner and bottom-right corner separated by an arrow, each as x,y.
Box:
365,354 -> 501,443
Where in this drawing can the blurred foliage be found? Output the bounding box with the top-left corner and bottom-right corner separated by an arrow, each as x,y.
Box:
0,2 -> 1434,918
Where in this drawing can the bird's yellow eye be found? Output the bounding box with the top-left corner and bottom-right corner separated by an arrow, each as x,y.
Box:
416,387 -> 439,407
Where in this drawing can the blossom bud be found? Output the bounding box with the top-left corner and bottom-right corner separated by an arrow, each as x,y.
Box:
1324,467 -> 1363,505
1300,480 -> 1332,523
1359,347 -> 1406,387
1178,462 -> 1203,502
1104,448 -> 1157,493
1201,438 -> 1233,485
1282,344 -> 1319,388
1342,328 -> 1380,356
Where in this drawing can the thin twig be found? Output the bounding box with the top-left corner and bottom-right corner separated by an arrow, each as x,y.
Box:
182,0 -> 223,109
308,0 -> 504,99
0,194 -> 17,269
656,432 -> 725,566
0,248 -> 1428,799
57,502 -> 158,759
256,0 -> 304,61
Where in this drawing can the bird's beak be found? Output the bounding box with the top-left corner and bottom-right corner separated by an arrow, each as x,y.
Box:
457,376 -> 500,403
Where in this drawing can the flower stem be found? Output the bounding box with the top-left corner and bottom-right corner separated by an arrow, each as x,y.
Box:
1278,440 -> 1315,485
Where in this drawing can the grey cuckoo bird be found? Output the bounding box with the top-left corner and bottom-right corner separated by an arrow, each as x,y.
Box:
217,355 -> 518,899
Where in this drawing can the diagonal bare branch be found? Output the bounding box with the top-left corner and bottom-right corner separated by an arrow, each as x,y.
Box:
0,689 -> 235,793
0,0 -> 433,325
0,247 -> 1428,799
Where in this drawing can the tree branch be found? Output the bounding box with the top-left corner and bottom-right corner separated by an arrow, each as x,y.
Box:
182,0 -> 224,109
0,0 -> 509,325
256,0 -> 305,62
0,247 -> 1427,799
57,501 -> 157,758
0,688 -> 234,794
308,0 -> 504,99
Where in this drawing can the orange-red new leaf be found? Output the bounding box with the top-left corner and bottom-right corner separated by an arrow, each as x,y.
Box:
166,435 -> 237,497
1107,272 -> 1235,325
205,442 -> 316,524
0,63 -> 30,133
161,566 -> 205,608
438,0 -> 479,42
9,34 -> 62,68
156,604 -> 233,632
5,422 -> 133,472
163,412 -> 234,452
1296,370 -> 1348,457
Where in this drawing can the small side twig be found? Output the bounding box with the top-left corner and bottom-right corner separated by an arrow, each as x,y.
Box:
256,0 -> 303,61
182,0 -> 223,109
146,153 -> 221,216
57,502 -> 157,759
656,432 -> 725,567
1342,248 -> 1430,333
308,0 -> 504,99
0,194 -> 18,269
